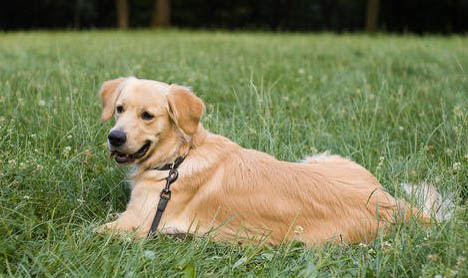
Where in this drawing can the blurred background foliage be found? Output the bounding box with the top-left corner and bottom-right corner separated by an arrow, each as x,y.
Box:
1,0 -> 467,34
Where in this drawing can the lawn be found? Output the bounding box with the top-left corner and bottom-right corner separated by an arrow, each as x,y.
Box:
0,30 -> 467,277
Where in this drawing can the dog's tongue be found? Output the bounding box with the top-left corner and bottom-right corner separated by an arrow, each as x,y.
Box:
115,153 -> 134,164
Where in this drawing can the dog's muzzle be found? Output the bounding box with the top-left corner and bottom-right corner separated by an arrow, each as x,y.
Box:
110,140 -> 151,164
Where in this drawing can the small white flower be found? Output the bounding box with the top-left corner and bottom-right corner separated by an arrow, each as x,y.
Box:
359,243 -> 367,248
398,126 -> 404,131
36,164 -> 44,171
63,146 -> 72,156
453,162 -> 462,171
23,195 -> 31,200
381,241 -> 391,249
67,135 -> 73,139
294,225 -> 304,235
38,99 -> 46,106
445,148 -> 453,155
377,156 -> 385,170
143,250 -> 155,260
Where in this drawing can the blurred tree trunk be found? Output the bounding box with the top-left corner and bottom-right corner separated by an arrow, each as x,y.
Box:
73,0 -> 81,29
116,0 -> 129,29
152,0 -> 171,27
365,0 -> 379,32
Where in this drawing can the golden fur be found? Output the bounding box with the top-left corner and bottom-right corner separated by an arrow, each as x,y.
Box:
97,77 -> 442,246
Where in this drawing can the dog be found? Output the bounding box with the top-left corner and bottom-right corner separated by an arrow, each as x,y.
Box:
97,77 -> 451,246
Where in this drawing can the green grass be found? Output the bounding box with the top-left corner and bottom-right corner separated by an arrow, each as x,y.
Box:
0,30 -> 467,277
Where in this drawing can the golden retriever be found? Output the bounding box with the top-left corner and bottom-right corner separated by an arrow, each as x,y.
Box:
96,77 -> 450,246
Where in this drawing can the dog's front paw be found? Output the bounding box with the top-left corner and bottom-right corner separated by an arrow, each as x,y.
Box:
96,221 -> 122,234
95,221 -> 149,239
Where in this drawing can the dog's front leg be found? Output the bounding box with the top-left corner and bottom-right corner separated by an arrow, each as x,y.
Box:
96,209 -> 150,238
97,212 -> 188,238
97,182 -> 170,238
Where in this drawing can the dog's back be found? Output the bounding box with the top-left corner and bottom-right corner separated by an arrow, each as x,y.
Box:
196,143 -> 448,245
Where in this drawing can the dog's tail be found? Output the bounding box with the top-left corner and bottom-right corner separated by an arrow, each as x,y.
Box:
402,183 -> 455,222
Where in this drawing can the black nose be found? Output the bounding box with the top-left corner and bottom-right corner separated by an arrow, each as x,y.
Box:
108,130 -> 126,147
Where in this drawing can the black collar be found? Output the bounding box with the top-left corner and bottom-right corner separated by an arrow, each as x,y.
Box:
149,155 -> 187,171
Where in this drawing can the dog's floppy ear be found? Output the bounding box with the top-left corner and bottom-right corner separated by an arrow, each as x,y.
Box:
99,78 -> 126,122
167,85 -> 205,135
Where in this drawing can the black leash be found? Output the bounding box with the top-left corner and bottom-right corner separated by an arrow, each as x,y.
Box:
147,155 -> 187,237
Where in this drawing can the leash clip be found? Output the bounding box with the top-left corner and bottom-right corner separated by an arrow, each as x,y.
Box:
166,168 -> 179,184
160,168 -> 178,200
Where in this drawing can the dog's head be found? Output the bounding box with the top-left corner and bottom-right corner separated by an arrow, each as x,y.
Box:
99,77 -> 204,165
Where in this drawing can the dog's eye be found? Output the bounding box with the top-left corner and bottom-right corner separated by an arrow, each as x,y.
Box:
116,105 -> 124,113
141,111 -> 154,120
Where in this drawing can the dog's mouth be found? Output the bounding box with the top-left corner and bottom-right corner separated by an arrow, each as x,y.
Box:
111,141 -> 151,164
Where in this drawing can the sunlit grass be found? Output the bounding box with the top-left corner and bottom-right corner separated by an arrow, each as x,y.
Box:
0,30 -> 467,277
